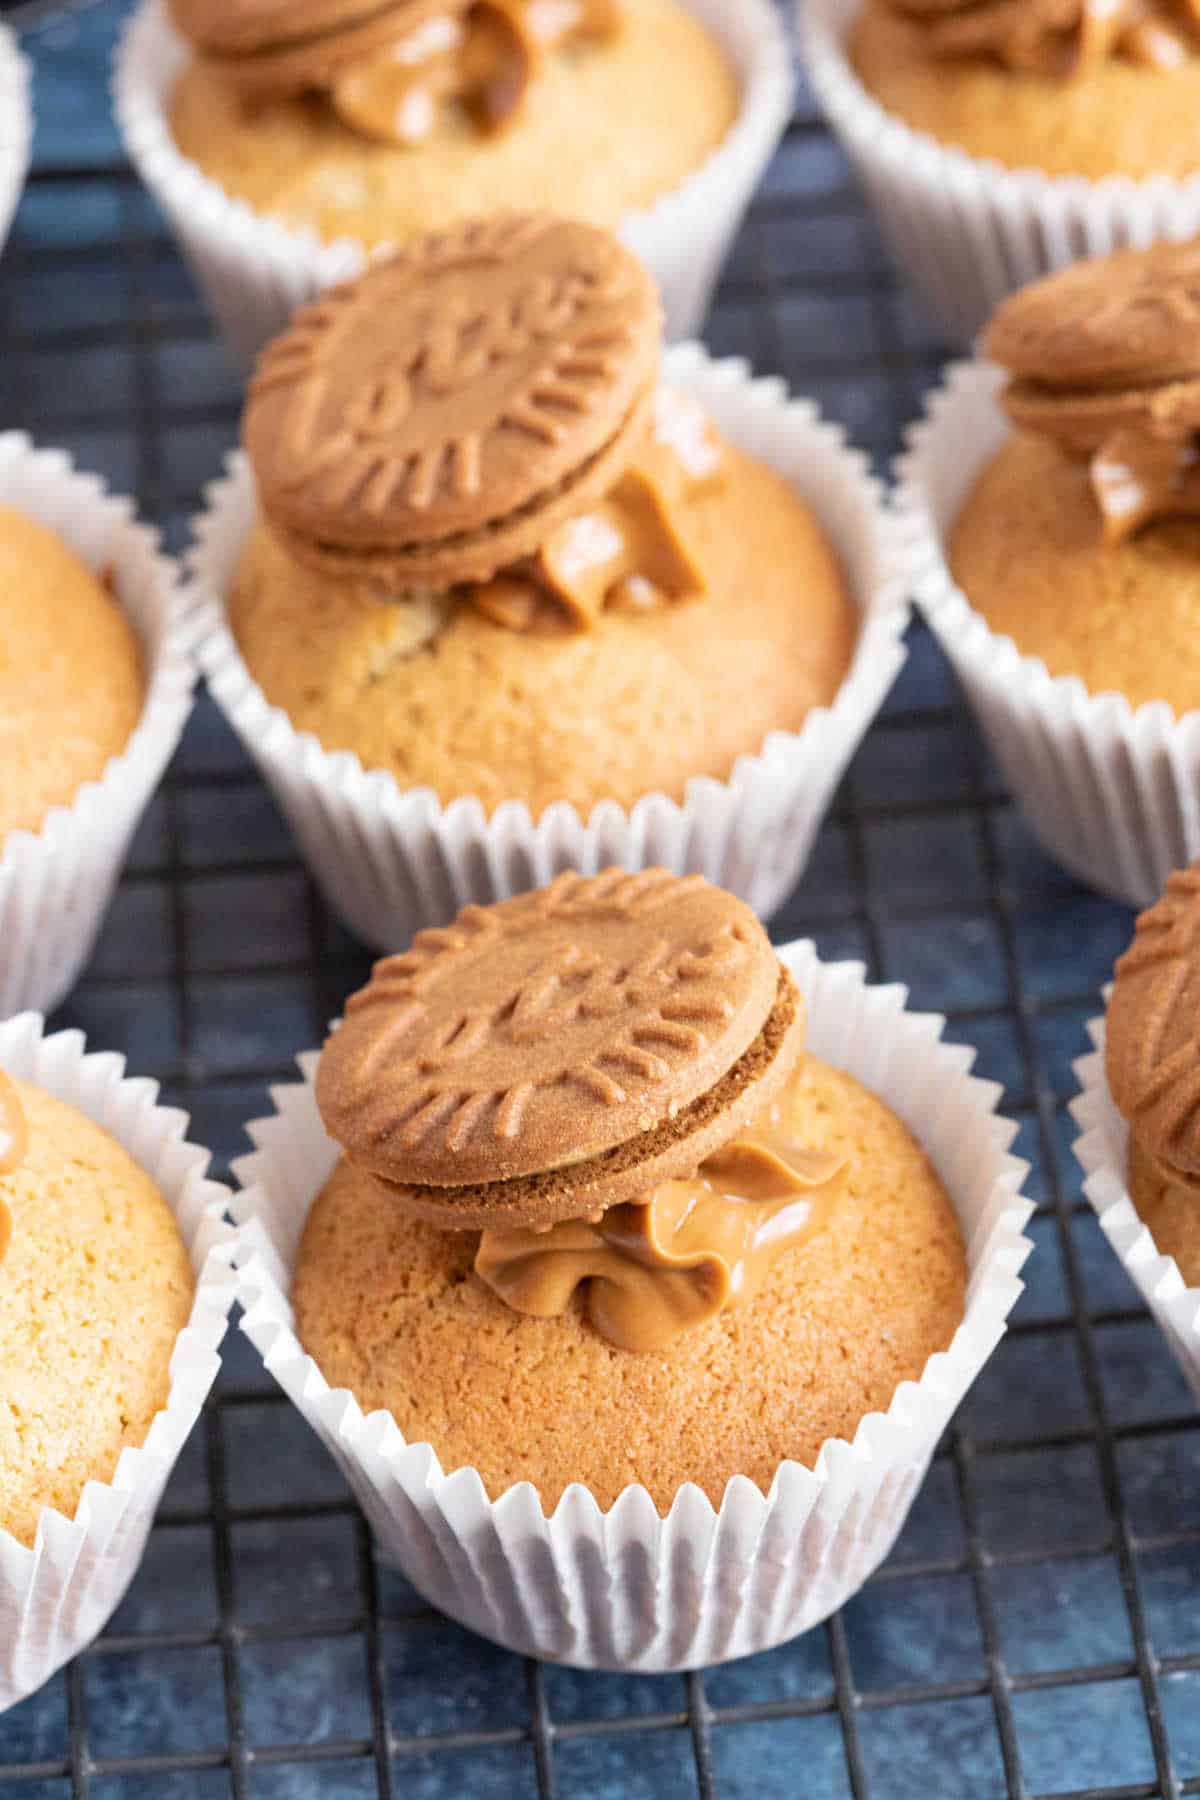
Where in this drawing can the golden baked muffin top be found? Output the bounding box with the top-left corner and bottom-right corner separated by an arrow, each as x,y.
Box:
230,438 -> 855,814
1104,861 -> 1200,1286
168,0 -> 739,245
294,1053 -> 967,1509
0,1077 -> 194,1547
294,873 -> 966,1505
850,0 -> 1200,180
0,504 -> 144,845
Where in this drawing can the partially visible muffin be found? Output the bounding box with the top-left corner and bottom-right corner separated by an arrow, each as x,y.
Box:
1106,862 -> 1200,1287
949,240 -> 1200,715
167,0 -> 739,247
0,504 -> 144,843
850,0 -> 1200,181
0,1076 -> 194,1547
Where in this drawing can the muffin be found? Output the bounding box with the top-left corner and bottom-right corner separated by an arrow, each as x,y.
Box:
0,1014 -> 234,1711
0,435 -> 195,1020
850,0 -> 1200,181
0,1073 -> 193,1546
116,0 -> 793,357
898,238 -> 1200,906
1104,863 -> 1200,1287
197,211 -> 902,945
0,504 -> 144,844
803,0 -> 1200,342
166,0 -> 738,245
1073,860 -> 1200,1401
233,871 -> 1033,1665
294,870 -> 967,1510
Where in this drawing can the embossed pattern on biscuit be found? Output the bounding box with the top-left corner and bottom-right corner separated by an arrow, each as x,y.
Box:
1107,863 -> 1200,1177
315,868 -> 782,1186
244,214 -> 662,557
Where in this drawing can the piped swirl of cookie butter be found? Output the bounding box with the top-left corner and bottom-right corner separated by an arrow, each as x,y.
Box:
475,1119 -> 845,1352
0,1070 -> 28,1271
469,386 -> 723,632
332,0 -> 622,147
893,0 -> 1200,75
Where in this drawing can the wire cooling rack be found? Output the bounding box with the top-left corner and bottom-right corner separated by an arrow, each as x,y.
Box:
2,4 -> 1199,1797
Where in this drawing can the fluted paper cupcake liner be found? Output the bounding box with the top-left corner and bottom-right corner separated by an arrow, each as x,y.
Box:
0,25 -> 30,261
895,360 -> 1200,909
229,939 -> 1033,1672
192,345 -> 908,950
1073,1006 -> 1200,1403
0,1014 -> 236,1710
0,435 -> 197,1018
114,0 -> 794,365
801,0 -> 1200,346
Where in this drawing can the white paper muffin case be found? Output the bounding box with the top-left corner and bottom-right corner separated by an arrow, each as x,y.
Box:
801,0 -> 1200,346
1073,1007 -> 1200,1403
113,0 -> 795,366
0,435 -> 197,1019
230,939 -> 1033,1672
0,1013 -> 236,1711
896,360 -> 1200,911
0,25 -> 31,263
192,345 -> 909,950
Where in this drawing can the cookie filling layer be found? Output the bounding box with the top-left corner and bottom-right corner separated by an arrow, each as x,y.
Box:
475,1081 -> 846,1350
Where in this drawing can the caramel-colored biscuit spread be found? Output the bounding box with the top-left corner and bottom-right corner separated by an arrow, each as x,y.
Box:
476,1091 -> 845,1350
293,1054 -> 967,1509
985,242 -> 1200,543
331,1 -> 622,147
471,391 -> 722,632
891,0 -> 1200,75
0,1071 -> 25,1270
171,0 -> 623,141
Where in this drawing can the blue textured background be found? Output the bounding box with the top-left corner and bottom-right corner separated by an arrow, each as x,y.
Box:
0,4 -> 1198,1796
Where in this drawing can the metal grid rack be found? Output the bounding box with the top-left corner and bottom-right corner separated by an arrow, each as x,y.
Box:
2,3 -> 1199,1796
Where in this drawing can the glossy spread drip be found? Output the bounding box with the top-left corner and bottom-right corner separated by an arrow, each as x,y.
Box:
0,1070 -> 28,1272
474,1080 -> 846,1351
331,0 -> 622,146
896,0 -> 1200,75
1091,428 -> 1200,543
468,387 -> 723,631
